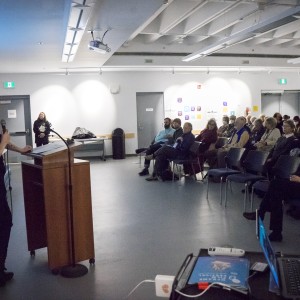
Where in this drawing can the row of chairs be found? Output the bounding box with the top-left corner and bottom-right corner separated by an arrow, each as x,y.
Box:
206,147 -> 300,212
137,137 -> 229,181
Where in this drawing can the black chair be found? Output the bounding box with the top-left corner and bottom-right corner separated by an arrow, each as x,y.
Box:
206,147 -> 246,205
249,155 -> 300,211
225,150 -> 269,211
170,141 -> 203,181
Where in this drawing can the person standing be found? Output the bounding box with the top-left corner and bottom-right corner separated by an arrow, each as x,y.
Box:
0,128 -> 32,286
33,112 -> 51,147
243,175 -> 300,242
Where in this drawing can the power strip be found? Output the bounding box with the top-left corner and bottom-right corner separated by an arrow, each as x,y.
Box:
155,275 -> 175,297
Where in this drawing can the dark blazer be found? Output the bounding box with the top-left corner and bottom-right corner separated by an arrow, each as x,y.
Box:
270,135 -> 297,162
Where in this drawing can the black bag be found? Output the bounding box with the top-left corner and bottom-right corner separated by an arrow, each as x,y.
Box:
160,169 -> 178,181
72,127 -> 96,139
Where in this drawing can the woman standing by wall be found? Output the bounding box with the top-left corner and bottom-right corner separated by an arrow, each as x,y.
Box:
33,112 -> 51,147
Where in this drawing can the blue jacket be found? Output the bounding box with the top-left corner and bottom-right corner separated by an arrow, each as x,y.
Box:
154,127 -> 175,144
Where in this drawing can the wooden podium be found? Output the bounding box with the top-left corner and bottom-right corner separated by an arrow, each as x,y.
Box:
21,142 -> 95,272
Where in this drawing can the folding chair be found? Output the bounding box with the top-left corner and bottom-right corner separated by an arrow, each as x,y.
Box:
170,141 -> 203,181
249,155 -> 300,211
206,147 -> 246,205
225,150 -> 269,211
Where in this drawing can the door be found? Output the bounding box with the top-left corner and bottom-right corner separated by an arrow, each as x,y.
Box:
280,91 -> 300,117
0,95 -> 32,162
261,90 -> 300,118
261,92 -> 281,117
136,92 -> 164,149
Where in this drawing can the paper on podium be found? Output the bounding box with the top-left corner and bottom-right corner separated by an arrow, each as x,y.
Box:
31,141 -> 66,154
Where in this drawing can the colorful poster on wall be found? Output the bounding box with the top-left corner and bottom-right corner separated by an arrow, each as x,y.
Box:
253,105 -> 259,112
223,107 -> 228,113
184,106 -> 190,112
177,98 -> 182,103
223,101 -> 227,106
191,106 -> 195,111
197,106 -> 201,111
197,114 -> 202,119
178,111 -> 182,116
185,115 -> 190,120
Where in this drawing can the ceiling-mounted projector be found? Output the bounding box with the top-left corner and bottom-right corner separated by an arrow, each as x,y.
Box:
88,40 -> 111,54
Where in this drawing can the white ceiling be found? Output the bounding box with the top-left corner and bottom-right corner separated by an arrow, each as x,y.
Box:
1,0 -> 300,74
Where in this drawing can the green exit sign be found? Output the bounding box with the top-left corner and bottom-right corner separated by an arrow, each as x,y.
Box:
279,78 -> 287,85
3,81 -> 15,88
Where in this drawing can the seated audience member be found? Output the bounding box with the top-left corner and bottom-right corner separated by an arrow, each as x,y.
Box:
168,118 -> 183,144
243,174 -> 300,242
146,122 -> 195,181
195,119 -> 218,152
264,119 -> 297,178
184,119 -> 218,175
253,117 -> 281,152
283,114 -> 290,122
246,114 -> 253,129
137,117 -> 175,176
273,112 -> 283,135
251,117 -> 257,126
259,114 -> 266,123
293,116 -> 300,138
217,116 -> 250,168
205,117 -> 249,168
248,118 -> 265,150
226,115 -> 237,138
217,116 -> 229,137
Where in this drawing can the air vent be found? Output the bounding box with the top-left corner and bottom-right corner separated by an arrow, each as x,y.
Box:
242,60 -> 250,65
145,59 -> 153,64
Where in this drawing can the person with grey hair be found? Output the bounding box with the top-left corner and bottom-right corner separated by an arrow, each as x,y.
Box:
146,122 -> 195,181
216,116 -> 250,168
264,119 -> 297,178
254,117 -> 281,152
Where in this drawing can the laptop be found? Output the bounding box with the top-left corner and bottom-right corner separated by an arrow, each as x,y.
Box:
258,216 -> 300,299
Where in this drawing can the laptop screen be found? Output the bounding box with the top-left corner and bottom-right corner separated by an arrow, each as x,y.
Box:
258,217 -> 280,287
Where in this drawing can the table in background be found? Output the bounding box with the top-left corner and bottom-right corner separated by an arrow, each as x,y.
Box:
74,138 -> 106,160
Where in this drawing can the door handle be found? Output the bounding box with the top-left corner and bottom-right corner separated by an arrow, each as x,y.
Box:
10,131 -> 27,136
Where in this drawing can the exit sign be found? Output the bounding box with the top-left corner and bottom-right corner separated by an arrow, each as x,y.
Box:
3,81 -> 15,88
279,78 -> 287,85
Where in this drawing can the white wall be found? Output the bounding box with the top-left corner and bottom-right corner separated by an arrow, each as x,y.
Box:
1,71 -> 300,155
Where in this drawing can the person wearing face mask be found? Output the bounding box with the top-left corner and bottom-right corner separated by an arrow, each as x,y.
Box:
217,116 -> 229,137
226,115 -> 236,138
293,116 -> 300,138
136,118 -> 175,176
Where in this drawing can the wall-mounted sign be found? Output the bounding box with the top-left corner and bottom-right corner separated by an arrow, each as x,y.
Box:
8,110 -> 17,118
3,81 -> 15,89
278,78 -> 287,85
146,108 -> 154,112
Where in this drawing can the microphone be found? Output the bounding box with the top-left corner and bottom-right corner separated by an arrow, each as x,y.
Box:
1,119 -> 6,133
